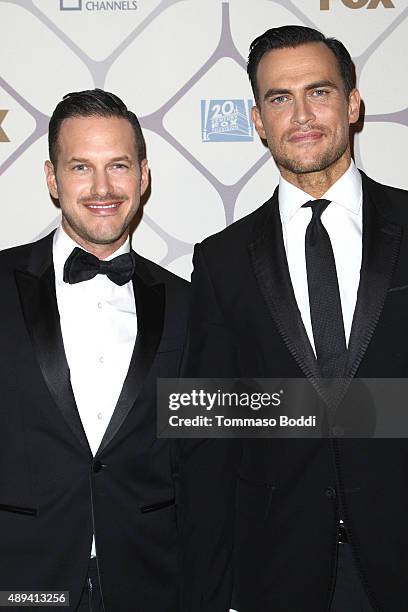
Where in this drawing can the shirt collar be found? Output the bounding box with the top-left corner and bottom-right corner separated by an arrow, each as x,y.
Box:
278,160 -> 362,225
53,225 -> 131,282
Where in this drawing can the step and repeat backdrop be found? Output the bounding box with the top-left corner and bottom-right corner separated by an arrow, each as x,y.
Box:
0,0 -> 407,280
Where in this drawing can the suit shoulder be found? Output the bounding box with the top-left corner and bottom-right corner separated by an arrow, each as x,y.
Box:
199,197 -> 273,252
0,241 -> 35,260
366,174 -> 408,200
134,255 -> 190,334
0,239 -> 42,270
364,173 -> 408,223
134,252 -> 189,291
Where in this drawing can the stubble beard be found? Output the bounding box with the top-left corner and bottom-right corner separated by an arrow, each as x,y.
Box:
61,208 -> 134,247
272,134 -> 349,176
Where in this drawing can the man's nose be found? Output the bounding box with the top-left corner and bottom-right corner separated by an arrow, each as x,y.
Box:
91,169 -> 112,197
291,96 -> 315,126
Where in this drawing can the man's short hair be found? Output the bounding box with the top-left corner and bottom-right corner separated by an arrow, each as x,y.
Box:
247,25 -> 356,105
48,89 -> 146,167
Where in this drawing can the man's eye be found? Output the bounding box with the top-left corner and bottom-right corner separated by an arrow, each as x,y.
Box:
313,89 -> 327,97
72,164 -> 88,171
272,95 -> 289,104
112,163 -> 128,170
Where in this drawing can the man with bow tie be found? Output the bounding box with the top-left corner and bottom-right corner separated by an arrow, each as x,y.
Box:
0,89 -> 188,611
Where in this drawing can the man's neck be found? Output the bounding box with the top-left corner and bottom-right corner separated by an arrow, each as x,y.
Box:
279,154 -> 352,199
61,220 -> 128,260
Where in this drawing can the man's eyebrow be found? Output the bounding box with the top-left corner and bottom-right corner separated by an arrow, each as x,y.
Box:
109,156 -> 133,163
306,80 -> 339,91
263,80 -> 339,101
66,155 -> 133,164
67,157 -> 89,164
263,88 -> 291,101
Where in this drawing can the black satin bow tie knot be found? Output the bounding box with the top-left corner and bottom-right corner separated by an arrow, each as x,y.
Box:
63,247 -> 136,286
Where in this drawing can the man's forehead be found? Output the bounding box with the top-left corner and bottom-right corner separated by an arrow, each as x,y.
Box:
257,42 -> 341,83
59,115 -> 132,136
57,115 -> 137,154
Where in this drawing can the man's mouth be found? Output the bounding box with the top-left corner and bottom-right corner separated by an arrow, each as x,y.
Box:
87,203 -> 120,209
288,131 -> 323,143
84,201 -> 123,214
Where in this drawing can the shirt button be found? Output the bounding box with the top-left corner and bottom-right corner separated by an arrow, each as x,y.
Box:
97,412 -> 103,420
99,356 -> 104,364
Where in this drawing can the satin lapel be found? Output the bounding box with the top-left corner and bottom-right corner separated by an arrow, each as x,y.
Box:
248,189 -> 320,385
346,181 -> 402,381
15,238 -> 90,453
97,262 -> 165,455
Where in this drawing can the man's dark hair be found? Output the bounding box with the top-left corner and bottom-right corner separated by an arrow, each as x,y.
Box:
48,88 -> 146,166
247,25 -> 356,105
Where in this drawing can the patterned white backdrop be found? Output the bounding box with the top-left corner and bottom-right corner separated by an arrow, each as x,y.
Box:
0,0 -> 407,283
0,2 -> 407,610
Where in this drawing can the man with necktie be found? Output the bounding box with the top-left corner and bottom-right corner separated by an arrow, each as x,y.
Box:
181,26 -> 408,612
0,89 -> 188,611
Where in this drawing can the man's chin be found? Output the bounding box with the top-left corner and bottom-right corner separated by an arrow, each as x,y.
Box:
85,233 -> 127,246
74,225 -> 129,247
291,163 -> 328,175
279,155 -> 339,176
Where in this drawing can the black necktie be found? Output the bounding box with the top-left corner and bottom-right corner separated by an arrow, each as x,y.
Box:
302,199 -> 347,378
63,247 -> 136,286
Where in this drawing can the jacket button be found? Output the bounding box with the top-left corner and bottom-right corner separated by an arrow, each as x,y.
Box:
332,425 -> 344,437
93,461 -> 105,473
325,486 -> 337,500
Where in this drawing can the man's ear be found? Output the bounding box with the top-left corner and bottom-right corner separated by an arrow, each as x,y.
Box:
139,158 -> 149,196
44,160 -> 59,199
348,89 -> 361,125
251,105 -> 267,140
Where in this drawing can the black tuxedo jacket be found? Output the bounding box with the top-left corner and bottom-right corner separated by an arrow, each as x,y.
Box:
0,231 -> 189,611
181,172 -> 408,612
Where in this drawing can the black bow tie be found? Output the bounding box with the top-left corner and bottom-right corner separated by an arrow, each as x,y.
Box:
63,247 -> 136,286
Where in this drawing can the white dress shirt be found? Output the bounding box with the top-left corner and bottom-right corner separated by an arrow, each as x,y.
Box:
53,227 -> 137,556
279,161 -> 363,353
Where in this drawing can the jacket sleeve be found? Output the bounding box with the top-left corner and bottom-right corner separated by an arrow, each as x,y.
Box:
179,243 -> 241,612
181,243 -> 239,378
